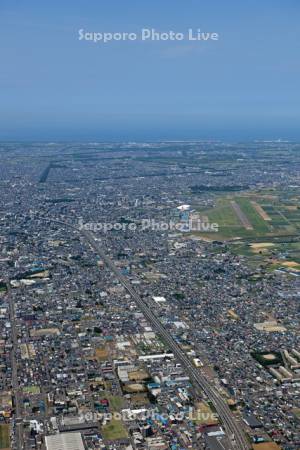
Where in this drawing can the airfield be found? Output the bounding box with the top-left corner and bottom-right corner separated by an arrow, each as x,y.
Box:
195,188 -> 300,271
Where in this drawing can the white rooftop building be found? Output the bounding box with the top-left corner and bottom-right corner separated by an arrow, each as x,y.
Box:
45,433 -> 85,450
176,204 -> 191,211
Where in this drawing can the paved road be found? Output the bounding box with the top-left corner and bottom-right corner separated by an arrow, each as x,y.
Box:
230,201 -> 253,231
7,283 -> 24,450
40,217 -> 250,450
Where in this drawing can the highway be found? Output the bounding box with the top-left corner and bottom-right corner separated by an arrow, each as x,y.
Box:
40,217 -> 250,450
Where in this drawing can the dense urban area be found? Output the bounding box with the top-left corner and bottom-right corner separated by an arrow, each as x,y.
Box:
0,141 -> 299,450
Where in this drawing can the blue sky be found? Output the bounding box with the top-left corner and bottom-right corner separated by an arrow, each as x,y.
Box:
0,0 -> 299,140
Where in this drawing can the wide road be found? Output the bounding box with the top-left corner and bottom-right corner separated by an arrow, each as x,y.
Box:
7,283 -> 24,450
41,217 -> 250,450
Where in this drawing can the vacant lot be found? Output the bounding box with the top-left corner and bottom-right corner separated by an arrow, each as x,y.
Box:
99,394 -> 124,411
0,424 -> 10,449
102,419 -> 128,441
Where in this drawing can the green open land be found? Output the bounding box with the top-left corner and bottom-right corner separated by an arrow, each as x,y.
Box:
99,393 -> 124,412
101,419 -> 128,440
193,189 -> 300,270
200,194 -> 298,240
0,424 -> 10,449
292,408 -> 300,420
23,386 -> 41,395
0,283 -> 7,293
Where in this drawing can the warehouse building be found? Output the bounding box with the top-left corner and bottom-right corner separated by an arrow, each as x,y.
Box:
45,432 -> 85,450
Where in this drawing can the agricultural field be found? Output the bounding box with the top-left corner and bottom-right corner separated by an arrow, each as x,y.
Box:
194,189 -> 300,270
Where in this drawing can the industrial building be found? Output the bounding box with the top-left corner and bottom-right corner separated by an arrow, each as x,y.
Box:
45,432 -> 85,450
